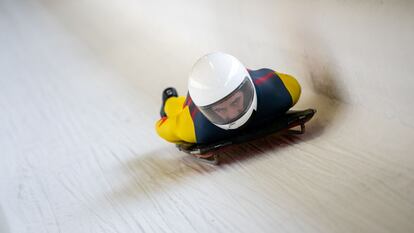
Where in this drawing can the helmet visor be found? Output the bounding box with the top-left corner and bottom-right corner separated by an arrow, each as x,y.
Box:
199,77 -> 255,125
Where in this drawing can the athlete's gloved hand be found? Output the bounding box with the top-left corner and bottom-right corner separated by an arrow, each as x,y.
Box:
160,87 -> 178,117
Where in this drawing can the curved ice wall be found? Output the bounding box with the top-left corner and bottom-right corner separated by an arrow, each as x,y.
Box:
39,0 -> 414,122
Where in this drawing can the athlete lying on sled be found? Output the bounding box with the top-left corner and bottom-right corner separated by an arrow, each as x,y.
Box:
155,52 -> 315,164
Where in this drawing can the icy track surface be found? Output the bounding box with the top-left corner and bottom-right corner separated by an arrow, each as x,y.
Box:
1,0 -> 414,233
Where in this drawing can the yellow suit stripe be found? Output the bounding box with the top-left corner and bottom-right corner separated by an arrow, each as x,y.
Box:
276,72 -> 301,106
155,96 -> 196,143
164,96 -> 186,116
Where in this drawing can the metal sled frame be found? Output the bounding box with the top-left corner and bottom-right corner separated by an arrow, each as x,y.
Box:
176,109 -> 316,165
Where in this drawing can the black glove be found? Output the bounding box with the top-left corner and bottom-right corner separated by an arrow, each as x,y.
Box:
160,87 -> 178,117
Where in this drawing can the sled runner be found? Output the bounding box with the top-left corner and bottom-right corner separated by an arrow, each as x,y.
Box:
176,108 -> 316,165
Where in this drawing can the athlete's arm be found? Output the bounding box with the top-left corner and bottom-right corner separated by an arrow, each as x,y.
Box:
155,96 -> 197,143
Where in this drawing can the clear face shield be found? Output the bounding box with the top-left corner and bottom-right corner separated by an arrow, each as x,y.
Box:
199,76 -> 255,126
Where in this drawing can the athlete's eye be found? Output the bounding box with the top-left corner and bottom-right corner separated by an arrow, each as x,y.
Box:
231,97 -> 241,106
214,108 -> 226,113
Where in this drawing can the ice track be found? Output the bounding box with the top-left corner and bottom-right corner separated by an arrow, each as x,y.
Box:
1,0 -> 414,232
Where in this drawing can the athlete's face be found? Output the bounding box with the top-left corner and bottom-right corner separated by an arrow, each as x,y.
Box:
212,91 -> 245,122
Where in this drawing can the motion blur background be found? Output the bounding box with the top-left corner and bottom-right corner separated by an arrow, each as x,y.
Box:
1,0 -> 413,232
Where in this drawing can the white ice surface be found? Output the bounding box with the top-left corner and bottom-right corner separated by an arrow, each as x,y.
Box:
1,0 -> 414,233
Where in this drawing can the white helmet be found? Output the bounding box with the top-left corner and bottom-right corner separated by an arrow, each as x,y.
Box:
188,52 -> 257,130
